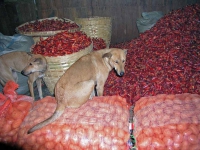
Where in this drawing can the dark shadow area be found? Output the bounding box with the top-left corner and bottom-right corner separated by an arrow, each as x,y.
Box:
0,142 -> 24,150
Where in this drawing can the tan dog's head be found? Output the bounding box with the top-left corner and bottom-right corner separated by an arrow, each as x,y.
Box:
103,48 -> 127,76
21,54 -> 47,76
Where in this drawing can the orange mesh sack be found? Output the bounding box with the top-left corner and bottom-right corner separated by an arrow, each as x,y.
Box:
16,95 -> 130,150
134,93 -> 200,150
0,81 -> 33,144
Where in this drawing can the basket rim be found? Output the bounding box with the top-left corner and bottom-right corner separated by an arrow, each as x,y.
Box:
16,17 -> 80,36
75,16 -> 111,20
31,42 -> 93,63
75,17 -> 111,24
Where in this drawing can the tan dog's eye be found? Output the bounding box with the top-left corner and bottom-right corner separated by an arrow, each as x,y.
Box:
29,63 -> 32,65
122,60 -> 125,63
115,61 -> 118,63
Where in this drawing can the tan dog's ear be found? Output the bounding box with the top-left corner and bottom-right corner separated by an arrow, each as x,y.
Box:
102,52 -> 112,59
123,49 -> 128,55
102,52 -> 112,70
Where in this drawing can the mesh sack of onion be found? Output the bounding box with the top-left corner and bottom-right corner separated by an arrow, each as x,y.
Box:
0,81 -> 33,145
134,93 -> 200,150
15,96 -> 130,150
0,81 -> 130,150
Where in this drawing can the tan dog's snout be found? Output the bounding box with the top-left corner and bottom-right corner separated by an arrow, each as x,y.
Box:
22,55 -> 47,76
114,59 -> 126,77
118,71 -> 124,77
21,70 -> 27,75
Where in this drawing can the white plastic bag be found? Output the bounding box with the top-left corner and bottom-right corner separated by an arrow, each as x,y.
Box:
136,11 -> 164,33
0,33 -> 34,94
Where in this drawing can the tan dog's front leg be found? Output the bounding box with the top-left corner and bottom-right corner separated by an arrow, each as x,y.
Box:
89,89 -> 96,99
36,78 -> 43,99
96,86 -> 104,96
28,73 -> 38,100
28,78 -> 35,100
96,81 -> 106,96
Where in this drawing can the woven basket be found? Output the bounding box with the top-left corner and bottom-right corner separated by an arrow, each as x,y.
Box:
40,43 -> 93,94
16,17 -> 80,43
75,17 -> 112,48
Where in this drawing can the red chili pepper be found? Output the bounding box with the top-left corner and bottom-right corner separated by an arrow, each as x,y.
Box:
32,31 -> 92,56
18,19 -> 79,32
92,38 -> 107,50
104,4 -> 200,105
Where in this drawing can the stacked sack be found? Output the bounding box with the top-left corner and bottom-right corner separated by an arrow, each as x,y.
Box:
134,93 -> 200,150
17,96 -> 130,150
0,81 -> 130,150
0,81 -> 33,144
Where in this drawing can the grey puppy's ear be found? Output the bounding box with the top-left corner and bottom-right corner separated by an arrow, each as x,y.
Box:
102,52 -> 112,59
34,58 -> 42,64
27,52 -> 32,56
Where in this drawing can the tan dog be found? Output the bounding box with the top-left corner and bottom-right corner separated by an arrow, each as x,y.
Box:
28,48 -> 127,133
0,51 -> 47,100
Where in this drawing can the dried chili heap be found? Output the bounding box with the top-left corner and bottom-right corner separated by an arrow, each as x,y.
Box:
104,4 -> 200,105
32,31 -> 92,56
18,19 -> 79,32
92,37 -> 107,50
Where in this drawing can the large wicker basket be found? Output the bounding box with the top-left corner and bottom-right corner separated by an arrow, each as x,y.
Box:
16,17 -> 80,43
36,43 -> 93,94
75,17 -> 112,48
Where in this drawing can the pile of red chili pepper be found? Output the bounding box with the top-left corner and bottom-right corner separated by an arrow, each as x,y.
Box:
104,4 -> 200,105
92,37 -> 107,50
32,31 -> 92,56
18,19 -> 79,32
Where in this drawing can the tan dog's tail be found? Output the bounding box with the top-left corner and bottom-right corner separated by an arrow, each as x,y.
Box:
27,105 -> 65,134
